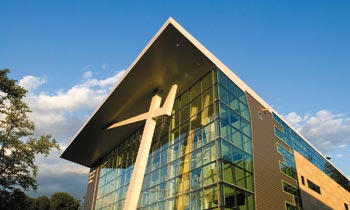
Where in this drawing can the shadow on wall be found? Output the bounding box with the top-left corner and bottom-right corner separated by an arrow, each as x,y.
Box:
300,188 -> 333,210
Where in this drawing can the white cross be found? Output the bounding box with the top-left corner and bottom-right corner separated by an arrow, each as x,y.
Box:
107,84 -> 178,210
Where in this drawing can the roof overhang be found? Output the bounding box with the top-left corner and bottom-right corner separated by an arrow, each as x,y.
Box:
60,18 -> 217,167
61,18 -> 345,183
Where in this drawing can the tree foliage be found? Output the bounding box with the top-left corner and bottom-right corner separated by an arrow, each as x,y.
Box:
0,69 -> 60,192
30,196 -> 50,210
50,192 -> 80,210
0,189 -> 32,210
0,190 -> 80,210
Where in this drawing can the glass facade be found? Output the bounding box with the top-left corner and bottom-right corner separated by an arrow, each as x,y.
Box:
273,113 -> 350,192
95,127 -> 143,210
94,68 -> 255,210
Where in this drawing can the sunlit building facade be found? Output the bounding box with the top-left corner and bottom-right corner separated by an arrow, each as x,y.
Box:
61,18 -> 350,210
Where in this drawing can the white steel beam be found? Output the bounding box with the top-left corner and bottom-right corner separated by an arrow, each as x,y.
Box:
107,85 -> 177,210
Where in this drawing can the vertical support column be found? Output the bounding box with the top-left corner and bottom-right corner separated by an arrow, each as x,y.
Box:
85,167 -> 100,210
122,94 -> 162,210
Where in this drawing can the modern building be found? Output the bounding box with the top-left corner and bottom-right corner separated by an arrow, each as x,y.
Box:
61,18 -> 350,210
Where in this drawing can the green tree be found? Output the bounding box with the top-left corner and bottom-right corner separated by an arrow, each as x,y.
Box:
30,196 -> 50,210
0,68 -> 60,193
50,192 -> 80,210
0,189 -> 33,210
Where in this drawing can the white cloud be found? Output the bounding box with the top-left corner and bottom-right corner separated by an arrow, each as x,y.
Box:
282,110 -> 350,153
19,75 -> 47,91
83,71 -> 93,79
19,69 -> 125,199
335,153 -> 344,158
23,70 -> 125,145
25,70 -> 125,114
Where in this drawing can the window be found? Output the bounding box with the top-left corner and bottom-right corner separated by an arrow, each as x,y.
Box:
307,179 -> 321,194
301,176 -> 305,185
345,203 -> 349,210
286,203 -> 298,210
280,162 -> 297,180
283,181 -> 298,197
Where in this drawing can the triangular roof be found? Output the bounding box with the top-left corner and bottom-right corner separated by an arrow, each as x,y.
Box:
61,18 -> 336,173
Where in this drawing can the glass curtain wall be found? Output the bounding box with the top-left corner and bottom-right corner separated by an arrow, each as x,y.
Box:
95,127 -> 143,210
273,113 -> 350,192
95,68 -> 255,210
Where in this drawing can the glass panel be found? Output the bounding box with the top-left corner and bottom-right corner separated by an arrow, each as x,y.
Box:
192,128 -> 203,150
223,184 -> 236,208
233,147 -> 244,168
203,186 -> 219,209
170,112 -> 179,130
190,190 -> 203,210
190,113 -> 202,133
219,102 -> 229,123
231,128 -> 243,150
160,149 -> 168,167
167,197 -> 175,210
160,166 -> 167,183
168,143 -> 178,163
190,96 -> 201,117
227,80 -> 238,97
235,166 -> 246,189
217,69 -> 227,88
176,194 -> 190,210
220,120 -> 230,144
238,89 -> 247,104
178,173 -> 190,193
203,142 -> 217,165
240,105 -> 250,122
246,172 -> 254,192
228,93 -> 240,113
153,152 -> 160,170
241,118 -> 251,138
243,135 -> 252,154
181,104 -> 190,123
218,85 -> 229,105
247,193 -> 254,210
151,169 -> 159,187
229,110 -> 241,131
203,121 -> 216,144
244,154 -> 253,172
169,159 -> 180,179
182,154 -> 191,173
201,103 -> 216,125
167,178 -> 177,197
222,161 -> 234,184
191,148 -> 202,170
169,128 -> 179,147
191,168 -> 202,190
221,140 -> 233,162
236,189 -> 247,209
202,86 -> 214,108
202,71 -> 213,91
182,90 -> 190,107
203,162 -> 218,186
191,81 -> 201,100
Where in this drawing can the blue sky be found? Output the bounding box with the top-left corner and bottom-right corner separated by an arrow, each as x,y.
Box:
1,0 -> 350,200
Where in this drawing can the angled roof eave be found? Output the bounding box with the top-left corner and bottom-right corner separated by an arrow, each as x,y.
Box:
60,17 -> 218,167
61,17 -> 174,155
61,18 -> 347,182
